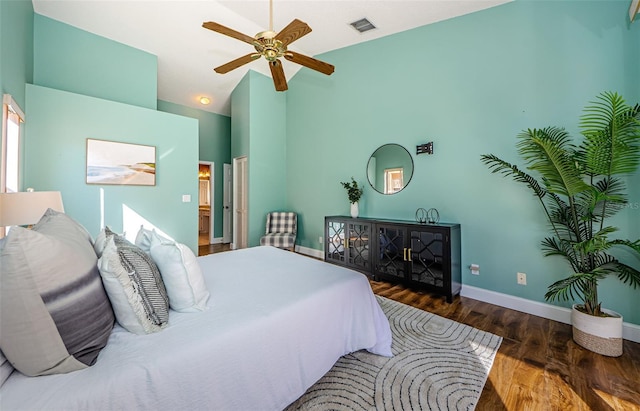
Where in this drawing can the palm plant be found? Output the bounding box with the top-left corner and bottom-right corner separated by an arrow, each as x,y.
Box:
481,91 -> 640,317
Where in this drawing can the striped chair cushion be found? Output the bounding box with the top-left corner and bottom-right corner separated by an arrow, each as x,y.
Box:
260,212 -> 297,249
265,212 -> 297,234
260,233 -> 296,248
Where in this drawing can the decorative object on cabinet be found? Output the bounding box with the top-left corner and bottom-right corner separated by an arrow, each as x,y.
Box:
325,216 -> 461,302
415,208 -> 427,224
481,91 -> 640,356
340,177 -> 363,218
350,202 -> 359,219
416,142 -> 434,155
340,177 -> 363,203
426,208 -> 440,224
259,211 -> 297,251
366,144 -> 414,195
86,139 -> 156,186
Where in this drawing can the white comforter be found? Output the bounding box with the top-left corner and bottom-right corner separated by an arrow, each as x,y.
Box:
0,246 -> 392,410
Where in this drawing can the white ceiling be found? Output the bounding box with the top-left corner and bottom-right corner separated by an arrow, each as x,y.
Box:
32,0 -> 511,116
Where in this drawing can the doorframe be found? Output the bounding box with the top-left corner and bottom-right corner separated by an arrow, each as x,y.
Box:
222,163 -> 232,244
232,156 -> 248,250
199,161 -> 215,244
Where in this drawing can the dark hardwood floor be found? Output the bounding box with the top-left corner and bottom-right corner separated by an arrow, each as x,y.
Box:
370,281 -> 640,411
198,245 -> 640,409
198,242 -> 231,256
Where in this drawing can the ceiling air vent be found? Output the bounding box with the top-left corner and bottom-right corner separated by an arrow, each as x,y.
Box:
350,18 -> 376,33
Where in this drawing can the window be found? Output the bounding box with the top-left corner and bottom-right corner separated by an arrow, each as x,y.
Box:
1,94 -> 25,237
384,168 -> 404,195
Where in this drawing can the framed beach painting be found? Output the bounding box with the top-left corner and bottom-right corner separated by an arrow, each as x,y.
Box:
86,139 -> 156,186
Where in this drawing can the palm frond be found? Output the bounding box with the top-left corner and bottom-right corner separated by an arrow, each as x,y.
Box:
517,127 -> 589,197
614,263 -> 640,288
610,239 -> 640,254
579,92 -> 640,177
480,154 -> 547,199
541,237 -> 580,271
545,273 -> 602,302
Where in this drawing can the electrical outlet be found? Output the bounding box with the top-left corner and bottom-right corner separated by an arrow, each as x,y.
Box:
319,236 -> 323,244
517,272 -> 527,285
470,264 -> 480,275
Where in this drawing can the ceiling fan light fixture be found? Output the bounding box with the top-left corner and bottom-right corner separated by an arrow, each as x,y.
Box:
350,18 -> 376,33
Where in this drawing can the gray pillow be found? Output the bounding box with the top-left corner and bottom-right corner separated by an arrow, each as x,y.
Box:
98,233 -> 169,334
0,210 -> 115,376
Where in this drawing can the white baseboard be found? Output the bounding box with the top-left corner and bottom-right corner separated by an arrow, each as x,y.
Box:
211,237 -> 223,244
296,245 -> 323,259
461,285 -> 640,343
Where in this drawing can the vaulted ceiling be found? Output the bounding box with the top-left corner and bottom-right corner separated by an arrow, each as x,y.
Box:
32,0 -> 511,115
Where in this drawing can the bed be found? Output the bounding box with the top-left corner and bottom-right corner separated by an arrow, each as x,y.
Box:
0,245 -> 392,410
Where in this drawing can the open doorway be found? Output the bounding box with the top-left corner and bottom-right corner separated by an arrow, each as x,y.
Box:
198,162 -> 214,247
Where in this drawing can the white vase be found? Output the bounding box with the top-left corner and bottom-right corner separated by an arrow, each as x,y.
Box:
350,202 -> 359,218
571,304 -> 623,357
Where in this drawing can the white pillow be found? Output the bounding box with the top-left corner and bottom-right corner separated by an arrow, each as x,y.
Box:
94,226 -> 116,257
135,227 -> 210,312
134,225 -> 153,254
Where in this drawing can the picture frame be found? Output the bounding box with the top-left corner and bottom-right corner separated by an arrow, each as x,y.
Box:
86,138 -> 156,186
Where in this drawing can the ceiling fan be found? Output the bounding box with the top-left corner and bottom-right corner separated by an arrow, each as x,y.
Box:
202,0 -> 334,91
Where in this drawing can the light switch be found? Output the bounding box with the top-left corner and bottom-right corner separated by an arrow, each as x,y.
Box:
182,195 -> 191,203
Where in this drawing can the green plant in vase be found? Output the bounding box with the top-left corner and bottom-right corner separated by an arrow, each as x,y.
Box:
481,91 -> 640,356
341,177 -> 363,218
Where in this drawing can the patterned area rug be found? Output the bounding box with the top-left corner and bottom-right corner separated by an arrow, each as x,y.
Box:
287,296 -> 502,411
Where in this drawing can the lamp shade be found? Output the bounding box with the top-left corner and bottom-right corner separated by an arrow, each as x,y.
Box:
0,191 -> 65,227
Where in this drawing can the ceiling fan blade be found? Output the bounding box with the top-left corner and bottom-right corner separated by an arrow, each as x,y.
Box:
275,19 -> 312,47
269,59 -> 288,91
202,21 -> 255,45
214,53 -> 260,74
284,51 -> 334,75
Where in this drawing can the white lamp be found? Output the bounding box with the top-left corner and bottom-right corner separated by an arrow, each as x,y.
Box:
0,191 -> 65,227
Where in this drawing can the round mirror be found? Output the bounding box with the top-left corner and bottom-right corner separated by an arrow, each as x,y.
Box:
366,144 -> 414,195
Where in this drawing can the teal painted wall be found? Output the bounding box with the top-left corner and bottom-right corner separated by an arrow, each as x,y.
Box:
0,0 -> 33,110
285,1 -> 640,324
24,84 -> 199,251
33,14 -> 157,110
157,100 -> 231,238
230,71 -> 287,247
231,73 -> 251,159
0,0 -> 33,188
247,71 -> 286,246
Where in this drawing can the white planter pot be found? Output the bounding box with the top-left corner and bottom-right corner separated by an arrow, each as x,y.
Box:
571,305 -> 623,357
350,202 -> 359,219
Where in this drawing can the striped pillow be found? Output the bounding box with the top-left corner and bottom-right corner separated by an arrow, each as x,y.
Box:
98,233 -> 169,334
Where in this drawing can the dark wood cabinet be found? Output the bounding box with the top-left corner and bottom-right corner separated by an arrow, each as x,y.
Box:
325,217 -> 372,273
325,216 -> 461,302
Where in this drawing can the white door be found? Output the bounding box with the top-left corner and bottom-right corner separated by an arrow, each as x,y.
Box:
222,163 -> 232,243
233,156 -> 248,249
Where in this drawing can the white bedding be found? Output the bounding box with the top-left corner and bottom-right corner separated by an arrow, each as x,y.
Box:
0,246 -> 392,410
